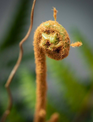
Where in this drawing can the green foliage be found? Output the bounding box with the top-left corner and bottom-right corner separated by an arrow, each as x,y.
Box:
46,102 -> 70,122
7,107 -> 25,122
18,68 -> 36,115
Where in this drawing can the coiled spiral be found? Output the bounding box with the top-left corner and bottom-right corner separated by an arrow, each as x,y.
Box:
34,20 -> 70,60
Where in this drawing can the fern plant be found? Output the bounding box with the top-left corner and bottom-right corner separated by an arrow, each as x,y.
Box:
0,0 -> 93,122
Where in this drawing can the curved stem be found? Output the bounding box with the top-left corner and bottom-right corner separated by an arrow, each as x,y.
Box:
1,0 -> 36,122
34,44 -> 47,122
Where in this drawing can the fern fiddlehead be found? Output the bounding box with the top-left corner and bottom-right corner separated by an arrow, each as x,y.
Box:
34,20 -> 70,61
33,8 -> 71,122
33,6 -> 82,122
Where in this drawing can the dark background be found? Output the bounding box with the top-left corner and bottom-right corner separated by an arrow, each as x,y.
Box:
0,0 -> 93,122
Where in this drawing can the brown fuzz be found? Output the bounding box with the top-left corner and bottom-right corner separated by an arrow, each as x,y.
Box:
34,20 -> 70,61
70,41 -> 82,47
33,19 -> 70,122
53,7 -> 58,21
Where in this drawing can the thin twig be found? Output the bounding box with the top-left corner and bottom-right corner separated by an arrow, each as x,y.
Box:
1,0 -> 36,121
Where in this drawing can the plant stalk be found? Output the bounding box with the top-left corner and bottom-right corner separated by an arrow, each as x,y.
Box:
34,43 -> 47,122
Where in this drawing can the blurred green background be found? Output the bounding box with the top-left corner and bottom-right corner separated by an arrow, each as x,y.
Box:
0,0 -> 93,122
